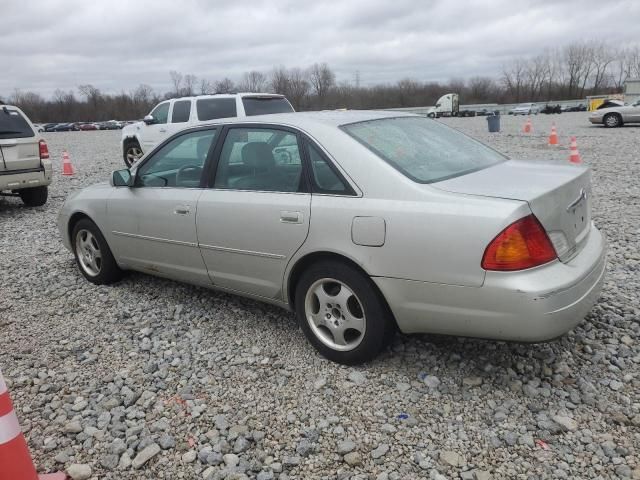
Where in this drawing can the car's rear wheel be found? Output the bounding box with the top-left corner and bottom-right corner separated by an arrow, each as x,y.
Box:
123,140 -> 143,167
19,186 -> 48,207
603,113 -> 622,128
295,261 -> 395,365
72,218 -> 123,284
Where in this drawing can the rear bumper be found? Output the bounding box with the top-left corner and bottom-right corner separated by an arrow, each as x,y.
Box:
0,162 -> 52,191
374,224 -> 606,341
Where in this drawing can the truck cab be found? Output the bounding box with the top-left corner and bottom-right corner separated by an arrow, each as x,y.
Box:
426,93 -> 460,118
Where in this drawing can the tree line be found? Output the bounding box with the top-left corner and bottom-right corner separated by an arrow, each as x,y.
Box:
3,40 -> 639,123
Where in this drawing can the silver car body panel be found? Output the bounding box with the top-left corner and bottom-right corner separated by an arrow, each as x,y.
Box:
58,110 -> 606,342
589,102 -> 640,124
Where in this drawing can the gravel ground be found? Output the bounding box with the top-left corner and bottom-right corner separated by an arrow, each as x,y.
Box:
0,112 -> 638,480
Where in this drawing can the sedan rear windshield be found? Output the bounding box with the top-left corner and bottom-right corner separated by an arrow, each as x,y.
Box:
0,108 -> 34,139
242,97 -> 294,116
341,116 -> 505,183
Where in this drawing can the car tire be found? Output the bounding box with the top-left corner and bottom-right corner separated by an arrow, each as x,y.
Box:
123,140 -> 143,167
603,113 -> 622,128
295,260 -> 395,365
18,186 -> 48,207
71,218 -> 123,285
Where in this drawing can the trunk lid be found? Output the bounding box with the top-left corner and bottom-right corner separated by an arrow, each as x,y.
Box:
432,160 -> 592,261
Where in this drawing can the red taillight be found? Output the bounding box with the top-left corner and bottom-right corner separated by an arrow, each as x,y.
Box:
39,139 -> 49,160
482,214 -> 557,271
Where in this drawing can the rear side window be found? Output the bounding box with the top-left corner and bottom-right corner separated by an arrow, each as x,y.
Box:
197,98 -> 237,121
307,142 -> 351,194
171,101 -> 191,123
0,108 -> 34,139
242,97 -> 294,116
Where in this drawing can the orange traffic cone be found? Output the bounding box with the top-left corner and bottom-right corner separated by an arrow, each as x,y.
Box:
61,150 -> 74,176
569,136 -> 582,164
0,370 -> 67,480
548,123 -> 559,146
523,118 -> 532,133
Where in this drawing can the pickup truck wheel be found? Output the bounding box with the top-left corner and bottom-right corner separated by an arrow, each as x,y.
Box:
72,218 -> 123,284
123,140 -> 142,167
19,186 -> 48,207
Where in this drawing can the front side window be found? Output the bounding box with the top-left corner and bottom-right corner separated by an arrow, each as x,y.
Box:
214,128 -> 302,192
342,116 -> 505,184
196,98 -> 237,121
150,102 -> 169,124
136,129 -> 217,188
171,100 -> 191,123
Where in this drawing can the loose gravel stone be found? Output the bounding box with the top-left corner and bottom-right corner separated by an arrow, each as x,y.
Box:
66,464 -> 92,480
1,117 -> 638,479
132,443 -> 161,469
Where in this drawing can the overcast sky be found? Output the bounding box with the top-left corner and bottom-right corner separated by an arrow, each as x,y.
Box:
2,0 -> 639,98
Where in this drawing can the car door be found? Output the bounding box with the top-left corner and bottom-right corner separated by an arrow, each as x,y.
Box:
107,128 -> 218,285
140,101 -> 171,152
196,125 -> 311,299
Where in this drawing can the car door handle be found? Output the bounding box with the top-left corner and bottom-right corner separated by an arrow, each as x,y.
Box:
159,128 -> 167,133
280,211 -> 302,224
174,205 -> 191,215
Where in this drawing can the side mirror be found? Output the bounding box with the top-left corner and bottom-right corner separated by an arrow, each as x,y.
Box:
111,169 -> 133,187
143,114 -> 156,125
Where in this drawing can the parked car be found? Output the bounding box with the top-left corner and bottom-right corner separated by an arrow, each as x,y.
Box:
540,104 -> 562,114
44,123 -> 59,132
32,123 -> 45,132
589,99 -> 640,127
78,123 -> 98,131
0,105 -> 52,206
509,103 -> 539,115
565,104 -> 587,112
121,93 -> 294,166
52,122 -> 78,132
59,111 -> 606,364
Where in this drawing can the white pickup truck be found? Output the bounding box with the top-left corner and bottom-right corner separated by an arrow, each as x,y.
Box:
0,104 -> 52,206
121,93 -> 294,166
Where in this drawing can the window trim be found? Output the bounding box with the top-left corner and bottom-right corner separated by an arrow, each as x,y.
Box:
132,126 -> 219,189
205,123 -> 310,194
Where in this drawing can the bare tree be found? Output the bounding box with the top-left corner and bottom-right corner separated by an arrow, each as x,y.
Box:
286,68 -> 309,110
240,71 -> 267,92
214,78 -> 235,93
308,63 -> 336,105
169,70 -> 183,96
183,74 -> 198,96
270,66 -> 290,94
200,78 -> 214,95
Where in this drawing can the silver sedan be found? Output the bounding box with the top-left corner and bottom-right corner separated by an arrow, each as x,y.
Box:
58,111 -> 606,364
588,99 -> 640,127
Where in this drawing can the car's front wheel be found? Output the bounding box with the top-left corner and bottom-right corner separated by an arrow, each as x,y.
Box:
123,140 -> 143,167
72,218 -> 123,284
295,261 -> 395,365
19,186 -> 48,206
603,113 -> 622,128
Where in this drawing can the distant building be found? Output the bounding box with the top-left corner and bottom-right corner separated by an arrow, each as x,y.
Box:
625,78 -> 640,104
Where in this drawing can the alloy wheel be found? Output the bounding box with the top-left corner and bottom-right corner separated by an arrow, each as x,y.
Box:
304,278 -> 366,351
75,229 -> 102,277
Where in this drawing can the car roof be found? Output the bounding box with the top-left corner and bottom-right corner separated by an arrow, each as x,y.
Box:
167,92 -> 286,102
197,109 -> 418,130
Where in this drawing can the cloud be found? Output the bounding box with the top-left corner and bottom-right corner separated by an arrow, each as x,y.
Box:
1,0 -> 638,97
